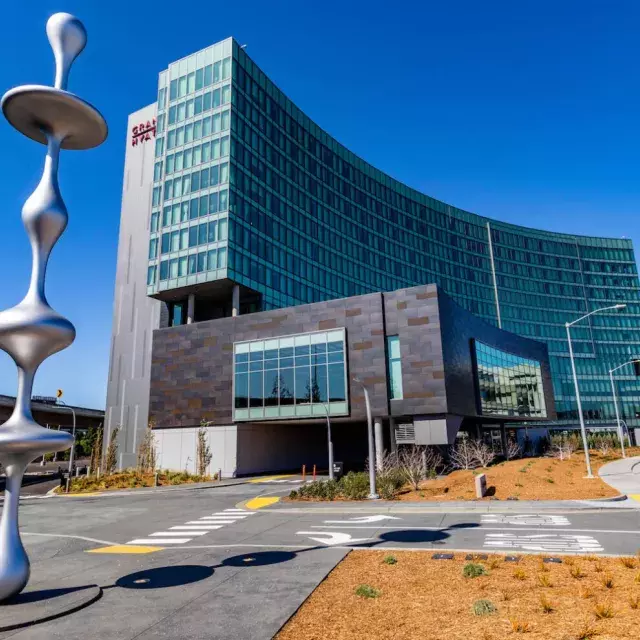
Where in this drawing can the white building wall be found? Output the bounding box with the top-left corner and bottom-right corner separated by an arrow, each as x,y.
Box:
152,422 -> 326,477
105,104 -> 160,469
154,425 -> 238,478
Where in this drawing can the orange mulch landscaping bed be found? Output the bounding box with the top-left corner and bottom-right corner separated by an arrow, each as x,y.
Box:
395,450 -> 637,502
277,551 -> 640,640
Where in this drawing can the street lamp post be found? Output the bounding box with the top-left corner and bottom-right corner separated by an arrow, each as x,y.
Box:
353,377 -> 378,499
566,304 -> 626,478
58,400 -> 77,489
608,359 -> 640,459
322,402 -> 335,481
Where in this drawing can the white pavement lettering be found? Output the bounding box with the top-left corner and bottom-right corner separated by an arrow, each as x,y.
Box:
483,533 -> 603,553
323,515 -> 402,525
296,531 -> 370,546
481,514 -> 571,527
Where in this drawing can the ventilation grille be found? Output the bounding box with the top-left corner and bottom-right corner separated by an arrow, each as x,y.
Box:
395,422 -> 415,444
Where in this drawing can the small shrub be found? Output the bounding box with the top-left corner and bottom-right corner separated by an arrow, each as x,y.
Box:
383,555 -> 397,565
510,619 -> 532,633
500,588 -> 512,602
540,595 -> 554,613
376,474 -> 402,500
537,573 -> 552,587
472,599 -> 497,616
574,620 -> 599,640
355,584 -> 380,599
513,568 -> 527,580
593,602 -> 615,619
620,557 -> 636,569
629,595 -> 640,610
600,574 -> 614,589
340,472 -> 370,500
581,588 -> 594,599
635,571 -> 640,584
463,562 -> 488,578
594,562 -> 604,573
545,478 -> 555,484
538,559 -> 549,573
570,564 -> 585,579
488,558 -> 501,570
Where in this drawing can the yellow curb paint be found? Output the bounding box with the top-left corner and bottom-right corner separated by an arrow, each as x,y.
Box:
64,492 -> 102,497
629,494 -> 640,502
87,545 -> 163,554
248,475 -> 293,484
245,496 -> 280,509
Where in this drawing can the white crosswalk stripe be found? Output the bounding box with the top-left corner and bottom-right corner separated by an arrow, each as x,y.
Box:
128,538 -> 191,545
125,508 -> 254,545
149,531 -> 209,537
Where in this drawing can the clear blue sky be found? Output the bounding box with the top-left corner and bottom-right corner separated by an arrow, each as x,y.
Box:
0,0 -> 639,409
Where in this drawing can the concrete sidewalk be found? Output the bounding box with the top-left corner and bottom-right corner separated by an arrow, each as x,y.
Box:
599,455 -> 640,499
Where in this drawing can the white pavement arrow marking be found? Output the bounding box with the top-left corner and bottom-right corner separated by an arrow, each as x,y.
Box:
297,531 -> 371,546
323,515 -> 402,524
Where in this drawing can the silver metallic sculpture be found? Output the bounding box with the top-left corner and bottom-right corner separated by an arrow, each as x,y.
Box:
0,13 -> 107,602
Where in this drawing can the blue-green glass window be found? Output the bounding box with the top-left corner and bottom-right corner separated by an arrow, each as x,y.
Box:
204,64 -> 213,87
147,265 -> 156,286
387,336 -> 403,399
474,341 -> 547,418
148,238 -> 158,259
150,211 -> 159,233
233,330 -> 347,420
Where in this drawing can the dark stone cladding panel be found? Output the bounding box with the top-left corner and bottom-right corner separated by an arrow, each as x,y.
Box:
383,284 -> 448,417
150,292 -> 389,428
437,288 -> 557,420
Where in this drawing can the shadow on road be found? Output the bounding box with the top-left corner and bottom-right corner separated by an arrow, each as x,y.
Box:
116,565 -> 215,590
3,585 -> 93,605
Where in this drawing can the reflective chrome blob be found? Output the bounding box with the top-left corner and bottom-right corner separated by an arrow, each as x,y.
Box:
0,13 -> 107,602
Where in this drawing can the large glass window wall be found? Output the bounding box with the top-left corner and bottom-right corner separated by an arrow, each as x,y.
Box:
233,329 -> 348,421
227,41 -> 640,428
475,341 -> 547,418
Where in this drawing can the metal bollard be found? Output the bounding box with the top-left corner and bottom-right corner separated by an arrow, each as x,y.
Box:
302,464 -> 306,481
154,472 -> 159,487
75,467 -> 80,477
218,468 -> 222,481
312,464 -> 316,481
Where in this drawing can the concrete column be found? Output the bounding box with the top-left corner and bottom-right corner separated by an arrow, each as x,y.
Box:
232,284 -> 240,317
374,417 -> 384,471
186,294 -> 195,324
389,417 -> 397,454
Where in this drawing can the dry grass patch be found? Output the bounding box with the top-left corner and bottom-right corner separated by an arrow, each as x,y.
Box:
395,449 -> 635,501
56,469 -> 215,493
277,552 -> 640,640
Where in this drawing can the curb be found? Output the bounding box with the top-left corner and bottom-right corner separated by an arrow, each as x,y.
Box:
43,478 -> 251,500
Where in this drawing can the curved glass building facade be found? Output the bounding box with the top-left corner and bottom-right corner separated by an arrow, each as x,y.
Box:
148,38 -> 640,431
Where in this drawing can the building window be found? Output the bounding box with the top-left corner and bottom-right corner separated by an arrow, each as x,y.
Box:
387,336 -> 403,399
474,341 -> 547,418
233,329 -> 348,420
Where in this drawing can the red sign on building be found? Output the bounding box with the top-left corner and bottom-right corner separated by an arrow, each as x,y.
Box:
132,119 -> 156,146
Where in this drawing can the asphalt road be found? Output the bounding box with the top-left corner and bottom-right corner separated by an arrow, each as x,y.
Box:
2,479 -> 640,639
